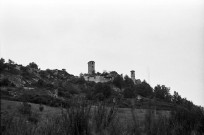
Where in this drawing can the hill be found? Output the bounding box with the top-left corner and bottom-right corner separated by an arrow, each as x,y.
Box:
0,58 -> 203,110
1,58 -> 204,134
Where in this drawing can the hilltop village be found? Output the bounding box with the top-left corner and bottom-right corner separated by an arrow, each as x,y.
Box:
83,61 -> 141,84
1,58 -> 204,135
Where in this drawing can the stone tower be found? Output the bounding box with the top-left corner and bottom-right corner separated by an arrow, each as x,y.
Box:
130,70 -> 136,84
88,61 -> 95,75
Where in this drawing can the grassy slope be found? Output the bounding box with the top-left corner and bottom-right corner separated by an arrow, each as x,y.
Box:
1,99 -> 63,119
1,99 -> 171,126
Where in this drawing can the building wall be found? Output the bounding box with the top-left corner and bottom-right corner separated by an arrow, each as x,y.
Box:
135,79 -> 142,85
84,75 -> 112,83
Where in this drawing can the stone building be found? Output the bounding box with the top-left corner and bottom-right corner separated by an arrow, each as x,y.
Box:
131,70 -> 136,83
84,61 -> 141,84
84,61 -> 113,83
88,61 -> 95,75
130,70 -> 141,85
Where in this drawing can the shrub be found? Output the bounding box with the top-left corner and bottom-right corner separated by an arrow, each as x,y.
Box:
69,89 -> 79,95
123,87 -> 135,98
0,78 -> 11,86
92,83 -> 113,101
39,104 -> 44,112
17,93 -> 69,108
58,91 -> 71,99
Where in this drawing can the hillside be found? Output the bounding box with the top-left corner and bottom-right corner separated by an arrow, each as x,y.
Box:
1,58 -> 204,134
0,58 -> 203,110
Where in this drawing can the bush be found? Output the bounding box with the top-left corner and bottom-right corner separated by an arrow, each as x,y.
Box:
69,89 -> 79,95
123,87 -> 135,98
58,91 -> 71,99
92,83 -> 113,101
39,104 -> 44,112
0,78 -> 11,86
17,93 -> 69,108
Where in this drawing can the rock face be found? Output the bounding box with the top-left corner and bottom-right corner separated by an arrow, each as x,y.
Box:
0,61 -> 75,88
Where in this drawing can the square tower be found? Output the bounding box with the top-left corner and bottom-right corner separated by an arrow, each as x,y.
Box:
88,61 -> 95,75
130,70 -> 136,83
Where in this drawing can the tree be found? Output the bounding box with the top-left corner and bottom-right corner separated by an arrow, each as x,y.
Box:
113,75 -> 124,89
0,78 -> 10,86
39,71 -> 47,78
0,58 -> 5,64
96,72 -> 101,76
28,62 -> 38,69
123,87 -> 135,98
134,81 -> 153,97
124,75 -> 134,87
101,71 -> 108,76
154,85 -> 171,102
75,76 -> 86,84
21,66 -> 30,77
7,59 -> 15,71
8,59 -> 14,65
172,91 -> 182,104
94,83 -> 112,100
109,71 -> 119,78
37,79 -> 45,87
0,58 -> 5,70
79,73 -> 84,77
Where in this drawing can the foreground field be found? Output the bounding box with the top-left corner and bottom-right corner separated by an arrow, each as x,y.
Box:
1,99 -> 170,125
1,99 -> 203,135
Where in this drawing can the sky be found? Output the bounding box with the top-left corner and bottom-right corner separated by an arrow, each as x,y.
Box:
0,0 -> 204,106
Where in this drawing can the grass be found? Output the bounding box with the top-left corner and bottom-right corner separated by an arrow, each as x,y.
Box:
1,99 -> 62,116
1,99 -> 170,128
1,99 -> 203,135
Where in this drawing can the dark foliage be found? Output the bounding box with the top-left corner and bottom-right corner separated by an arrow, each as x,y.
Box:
113,75 -> 123,89
124,75 -> 134,87
123,87 -> 135,98
0,58 -> 6,70
93,83 -> 113,101
28,62 -> 38,69
134,81 -> 153,97
0,78 -> 11,86
17,93 -> 69,108
154,85 -> 171,102
39,104 -> 44,112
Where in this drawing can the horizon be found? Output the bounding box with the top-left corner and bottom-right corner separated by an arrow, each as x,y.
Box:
1,0 -> 204,106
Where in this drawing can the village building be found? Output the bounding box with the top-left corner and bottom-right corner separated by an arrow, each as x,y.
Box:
130,70 -> 141,85
84,61 -> 141,84
84,61 -> 113,83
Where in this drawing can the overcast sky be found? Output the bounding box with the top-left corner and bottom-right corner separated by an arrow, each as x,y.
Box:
0,0 -> 204,106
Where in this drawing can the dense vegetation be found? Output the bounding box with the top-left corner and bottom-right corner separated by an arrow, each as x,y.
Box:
1,58 -> 204,134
